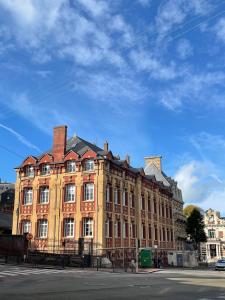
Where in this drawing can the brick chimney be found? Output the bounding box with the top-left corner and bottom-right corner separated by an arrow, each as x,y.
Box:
53,125 -> 67,162
144,156 -> 162,171
104,140 -> 108,152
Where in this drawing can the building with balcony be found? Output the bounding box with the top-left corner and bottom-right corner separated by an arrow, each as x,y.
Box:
201,209 -> 225,262
12,125 -> 177,256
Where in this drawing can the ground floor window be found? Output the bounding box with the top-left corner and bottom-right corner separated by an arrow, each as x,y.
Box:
38,219 -> 48,238
83,218 -> 93,237
64,218 -> 74,237
22,220 -> 31,234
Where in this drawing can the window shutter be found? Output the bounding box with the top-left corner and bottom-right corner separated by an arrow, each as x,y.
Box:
126,191 -> 128,206
80,185 -> 84,202
110,186 -> 113,202
37,188 -> 40,204
118,221 -> 121,237
118,189 -> 121,205
125,222 -> 128,237
109,219 -> 112,238
35,221 -> 38,238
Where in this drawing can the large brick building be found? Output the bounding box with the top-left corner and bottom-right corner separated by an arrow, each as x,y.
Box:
12,125 -> 178,255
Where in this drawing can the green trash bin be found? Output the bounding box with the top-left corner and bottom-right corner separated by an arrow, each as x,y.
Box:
140,249 -> 152,268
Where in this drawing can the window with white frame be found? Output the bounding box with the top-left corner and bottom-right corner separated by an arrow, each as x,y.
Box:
25,165 -> 34,177
105,218 -> 109,238
38,219 -> 48,238
106,185 -> 110,203
84,183 -> 94,201
39,186 -> 49,204
22,220 -> 31,234
115,221 -> 118,238
24,188 -> 33,205
114,188 -> 118,204
64,218 -> 74,237
208,229 -> 215,238
130,222 -> 136,238
114,220 -> 121,238
83,218 -> 93,237
65,184 -> 76,202
41,164 -> 51,175
84,160 -> 94,171
67,160 -> 76,173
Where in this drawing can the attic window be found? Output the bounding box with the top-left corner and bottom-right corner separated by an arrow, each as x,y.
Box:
25,165 -> 34,177
41,164 -> 51,176
67,160 -> 76,173
84,159 -> 94,171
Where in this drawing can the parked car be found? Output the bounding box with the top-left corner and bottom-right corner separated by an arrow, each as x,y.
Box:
215,259 -> 225,270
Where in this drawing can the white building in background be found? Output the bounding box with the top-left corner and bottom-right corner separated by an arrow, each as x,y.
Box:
201,209 -> 225,262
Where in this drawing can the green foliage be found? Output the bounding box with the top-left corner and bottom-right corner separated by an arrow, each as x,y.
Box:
186,208 -> 207,250
183,204 -> 200,218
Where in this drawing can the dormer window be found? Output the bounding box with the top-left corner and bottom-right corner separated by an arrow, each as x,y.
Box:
84,159 -> 94,171
67,160 -> 76,173
25,165 -> 34,177
41,164 -> 51,176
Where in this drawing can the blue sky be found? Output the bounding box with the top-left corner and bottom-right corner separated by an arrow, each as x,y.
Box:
0,0 -> 225,213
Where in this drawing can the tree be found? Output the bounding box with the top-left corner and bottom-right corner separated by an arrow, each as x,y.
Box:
183,204 -> 200,218
186,208 -> 207,251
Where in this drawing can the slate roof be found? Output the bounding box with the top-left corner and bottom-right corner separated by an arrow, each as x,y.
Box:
18,135 -> 172,192
36,135 -> 107,160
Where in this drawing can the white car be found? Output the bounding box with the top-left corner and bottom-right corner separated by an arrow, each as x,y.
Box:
215,259 -> 225,271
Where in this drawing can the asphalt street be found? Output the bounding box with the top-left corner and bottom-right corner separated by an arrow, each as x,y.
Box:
0,265 -> 225,300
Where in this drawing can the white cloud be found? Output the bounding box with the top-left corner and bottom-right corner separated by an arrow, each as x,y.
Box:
0,93 -> 74,134
76,0 -> 109,18
174,159 -> 225,213
137,0 -> 151,7
159,71 -> 225,111
72,71 -> 149,108
214,17 -> 225,44
190,132 -> 225,153
155,0 -> 211,36
0,122 -> 40,152
129,49 -> 179,80
177,39 -> 193,59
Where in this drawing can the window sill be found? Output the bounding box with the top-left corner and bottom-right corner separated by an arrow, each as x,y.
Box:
64,201 -> 76,203
83,200 -> 94,202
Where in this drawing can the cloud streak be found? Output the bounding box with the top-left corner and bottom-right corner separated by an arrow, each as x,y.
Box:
0,122 -> 40,152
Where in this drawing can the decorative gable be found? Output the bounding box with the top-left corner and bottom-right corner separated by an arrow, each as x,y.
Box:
22,156 -> 37,167
82,150 -> 97,159
64,150 -> 79,161
39,153 -> 53,164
